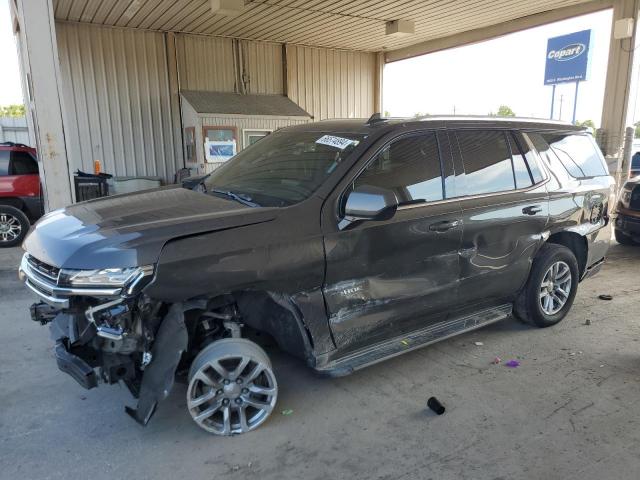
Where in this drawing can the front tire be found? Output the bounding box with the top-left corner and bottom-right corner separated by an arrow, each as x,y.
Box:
0,206 -> 30,248
186,338 -> 278,435
515,243 -> 579,328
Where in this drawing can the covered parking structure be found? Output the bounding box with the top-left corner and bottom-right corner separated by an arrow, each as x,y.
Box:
8,0 -> 640,211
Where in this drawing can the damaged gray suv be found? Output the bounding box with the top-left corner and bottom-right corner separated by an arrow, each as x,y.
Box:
20,116 -> 613,435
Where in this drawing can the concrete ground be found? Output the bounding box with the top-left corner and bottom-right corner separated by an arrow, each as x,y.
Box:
1,243 -> 640,480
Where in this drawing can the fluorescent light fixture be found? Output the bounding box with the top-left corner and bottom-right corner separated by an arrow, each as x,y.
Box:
211,0 -> 245,17
385,20 -> 415,37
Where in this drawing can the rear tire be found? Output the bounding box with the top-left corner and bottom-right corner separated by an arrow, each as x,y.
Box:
515,243 -> 579,328
614,228 -> 639,246
186,338 -> 277,435
0,206 -> 30,248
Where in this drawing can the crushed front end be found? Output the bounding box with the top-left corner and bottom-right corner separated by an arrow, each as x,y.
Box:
18,253 -> 176,423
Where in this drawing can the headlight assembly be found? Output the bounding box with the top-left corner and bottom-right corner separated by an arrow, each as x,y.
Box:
59,265 -> 154,289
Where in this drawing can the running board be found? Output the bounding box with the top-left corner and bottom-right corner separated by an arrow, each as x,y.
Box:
315,304 -> 512,377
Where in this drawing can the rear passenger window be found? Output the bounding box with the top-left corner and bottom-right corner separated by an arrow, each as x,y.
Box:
455,131 -> 515,195
541,133 -> 607,178
0,151 -> 9,176
10,152 -> 38,175
354,133 -> 443,205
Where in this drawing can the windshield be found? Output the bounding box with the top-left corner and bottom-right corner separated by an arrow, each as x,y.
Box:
203,130 -> 364,207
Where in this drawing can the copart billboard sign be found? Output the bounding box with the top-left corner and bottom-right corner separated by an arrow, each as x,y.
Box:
544,29 -> 592,85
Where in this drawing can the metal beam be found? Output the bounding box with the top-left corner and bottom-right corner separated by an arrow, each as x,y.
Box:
12,0 -> 73,211
385,0 -> 613,63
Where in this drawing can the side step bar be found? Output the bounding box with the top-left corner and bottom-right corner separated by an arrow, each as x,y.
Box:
315,304 -> 512,377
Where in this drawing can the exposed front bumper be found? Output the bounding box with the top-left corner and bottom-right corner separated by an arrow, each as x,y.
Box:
54,341 -> 98,389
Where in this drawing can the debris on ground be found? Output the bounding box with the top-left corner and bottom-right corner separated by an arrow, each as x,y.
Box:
281,409 -> 294,416
401,339 -> 409,346
584,319 -> 591,325
505,359 -> 520,368
474,341 -> 484,346
598,294 -> 613,301
427,396 -> 446,415
492,356 -> 501,365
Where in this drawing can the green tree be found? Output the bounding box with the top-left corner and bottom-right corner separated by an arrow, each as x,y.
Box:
575,119 -> 596,134
0,104 -> 26,117
634,121 -> 640,139
495,105 -> 515,117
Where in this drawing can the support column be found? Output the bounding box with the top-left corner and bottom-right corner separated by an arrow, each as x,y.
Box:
11,0 -> 73,211
374,52 -> 384,114
600,0 -> 639,179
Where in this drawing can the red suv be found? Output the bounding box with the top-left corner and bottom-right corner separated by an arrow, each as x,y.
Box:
0,142 -> 42,247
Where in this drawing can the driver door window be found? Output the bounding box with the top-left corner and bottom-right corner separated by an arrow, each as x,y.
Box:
353,132 -> 444,206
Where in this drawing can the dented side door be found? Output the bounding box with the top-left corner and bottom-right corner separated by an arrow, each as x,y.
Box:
320,130 -> 463,353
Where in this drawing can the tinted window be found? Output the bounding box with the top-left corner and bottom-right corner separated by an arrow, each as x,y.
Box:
0,151 -> 8,176
10,151 -> 38,175
456,131 -> 515,195
354,133 -> 443,205
508,135 -> 533,189
632,152 -> 640,169
542,133 -> 607,178
512,132 -> 545,184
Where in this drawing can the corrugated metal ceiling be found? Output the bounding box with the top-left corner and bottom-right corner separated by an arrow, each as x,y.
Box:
53,0 -> 597,52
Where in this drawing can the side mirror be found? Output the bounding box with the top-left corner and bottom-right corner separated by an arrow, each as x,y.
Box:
340,185 -> 398,229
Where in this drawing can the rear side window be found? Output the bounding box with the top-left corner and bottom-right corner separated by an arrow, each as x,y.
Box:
10,151 -> 38,175
512,132 -> 545,184
455,131 -> 515,196
0,150 -> 8,176
354,132 -> 443,205
541,133 -> 607,178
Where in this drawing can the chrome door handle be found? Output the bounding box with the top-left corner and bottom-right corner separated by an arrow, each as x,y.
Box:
522,205 -> 543,215
429,219 -> 461,232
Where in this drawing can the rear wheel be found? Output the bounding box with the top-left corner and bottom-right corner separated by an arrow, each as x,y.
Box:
0,206 -> 30,248
186,338 -> 277,435
515,243 -> 579,328
614,229 -> 639,246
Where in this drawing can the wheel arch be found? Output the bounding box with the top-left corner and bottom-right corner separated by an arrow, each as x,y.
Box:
0,197 -> 27,212
184,290 -> 316,366
545,231 -> 588,278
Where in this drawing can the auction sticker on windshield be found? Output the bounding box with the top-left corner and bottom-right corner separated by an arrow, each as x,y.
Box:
316,135 -> 359,150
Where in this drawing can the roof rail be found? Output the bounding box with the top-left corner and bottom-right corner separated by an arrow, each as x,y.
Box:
0,141 -> 30,148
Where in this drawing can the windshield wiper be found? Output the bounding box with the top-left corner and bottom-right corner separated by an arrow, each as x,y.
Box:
209,188 -> 260,207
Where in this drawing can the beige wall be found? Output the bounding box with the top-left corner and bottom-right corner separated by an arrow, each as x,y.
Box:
57,22 -> 182,180
55,22 -> 377,182
286,44 -> 376,120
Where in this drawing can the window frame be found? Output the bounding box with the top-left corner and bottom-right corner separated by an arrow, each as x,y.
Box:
510,131 -> 548,186
184,126 -> 196,164
337,130 -> 447,218
242,128 -> 272,149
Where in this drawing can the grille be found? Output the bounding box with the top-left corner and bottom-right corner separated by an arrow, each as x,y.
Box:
26,255 -> 60,283
630,185 -> 640,211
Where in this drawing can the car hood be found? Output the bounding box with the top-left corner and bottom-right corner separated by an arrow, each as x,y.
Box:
23,186 -> 277,269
